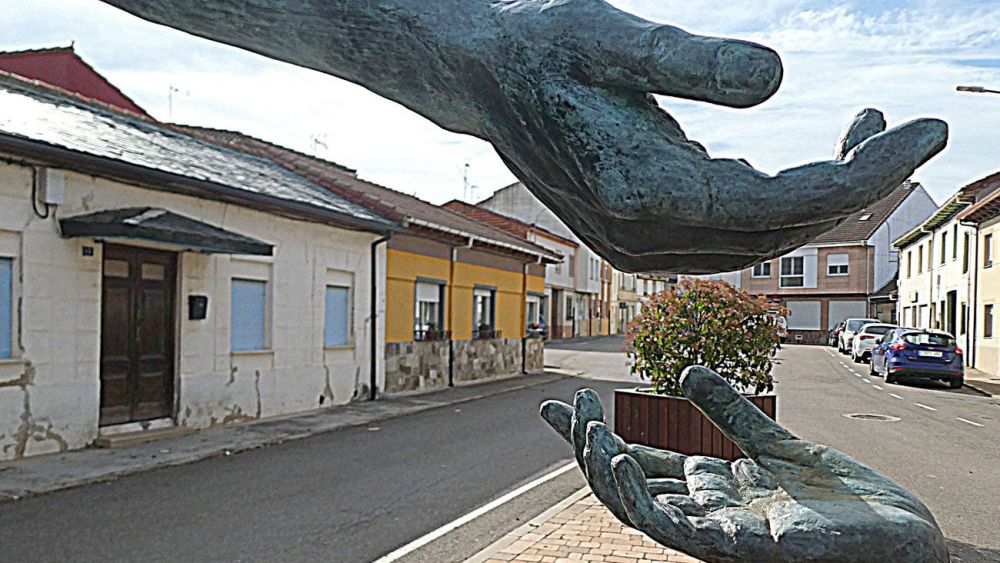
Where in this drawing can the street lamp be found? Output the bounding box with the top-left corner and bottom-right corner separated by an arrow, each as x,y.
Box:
957,85 -> 1000,95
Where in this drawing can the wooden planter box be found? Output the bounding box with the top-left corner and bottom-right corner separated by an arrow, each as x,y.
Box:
614,389 -> 776,460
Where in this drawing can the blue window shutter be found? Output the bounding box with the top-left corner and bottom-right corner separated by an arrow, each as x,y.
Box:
0,258 -> 11,358
325,286 -> 350,347
231,279 -> 266,351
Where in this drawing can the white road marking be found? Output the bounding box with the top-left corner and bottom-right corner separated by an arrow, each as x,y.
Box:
864,379 -> 873,384
855,374 -> 862,378
956,417 -> 984,427
372,462 -> 576,562
872,385 -> 883,390
890,393 -> 904,400
914,403 -> 937,412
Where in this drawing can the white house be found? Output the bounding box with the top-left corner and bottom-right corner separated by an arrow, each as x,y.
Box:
0,72 -> 395,459
895,173 -> 1000,365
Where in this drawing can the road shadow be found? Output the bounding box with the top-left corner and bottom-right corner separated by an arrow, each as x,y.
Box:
947,537 -> 1000,562
890,378 -> 983,397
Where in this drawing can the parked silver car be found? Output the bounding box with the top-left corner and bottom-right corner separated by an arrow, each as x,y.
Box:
838,318 -> 881,354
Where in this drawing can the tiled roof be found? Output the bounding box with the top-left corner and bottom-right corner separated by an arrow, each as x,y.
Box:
810,182 -> 918,244
954,172 -> 1000,225
441,200 -> 578,248
0,72 -> 394,232
896,171 -> 1000,248
178,126 -> 561,262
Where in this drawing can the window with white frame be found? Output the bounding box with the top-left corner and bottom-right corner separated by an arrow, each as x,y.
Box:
231,278 -> 268,351
414,281 -> 444,336
325,285 -> 351,347
473,287 -> 495,336
780,257 -> 804,288
526,295 -> 541,327
985,234 -> 994,268
827,254 -> 849,276
752,262 -> 771,278
941,231 -> 948,265
0,257 -> 11,359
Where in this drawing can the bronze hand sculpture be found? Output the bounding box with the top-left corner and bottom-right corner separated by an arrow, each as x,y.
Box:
541,367 -> 949,562
100,0 -> 947,273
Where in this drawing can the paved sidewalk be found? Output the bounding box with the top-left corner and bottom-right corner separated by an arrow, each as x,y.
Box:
0,372 -> 563,502
964,366 -> 1000,396
467,489 -> 701,563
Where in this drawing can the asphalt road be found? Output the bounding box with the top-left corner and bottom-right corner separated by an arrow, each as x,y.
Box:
0,376 -> 625,563
3,341 -> 998,562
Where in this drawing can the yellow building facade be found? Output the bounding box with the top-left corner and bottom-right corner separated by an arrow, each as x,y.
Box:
382,233 -> 551,393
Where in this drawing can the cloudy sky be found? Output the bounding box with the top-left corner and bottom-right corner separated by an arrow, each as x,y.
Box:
3,0 -> 1000,205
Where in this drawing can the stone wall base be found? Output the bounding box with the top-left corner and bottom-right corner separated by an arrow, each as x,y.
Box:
384,337 -> 545,394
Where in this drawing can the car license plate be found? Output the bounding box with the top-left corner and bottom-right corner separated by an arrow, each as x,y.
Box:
918,351 -> 943,358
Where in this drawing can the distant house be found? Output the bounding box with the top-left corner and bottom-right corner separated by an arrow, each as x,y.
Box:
957,174 -> 1000,375
476,182 -> 672,337
738,182 -> 937,344
0,71 -> 397,460
181,129 -> 559,395
442,200 -> 577,338
894,173 -> 1000,368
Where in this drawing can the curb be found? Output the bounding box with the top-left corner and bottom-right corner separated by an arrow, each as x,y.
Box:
463,486 -> 590,563
963,381 -> 995,397
0,372 -> 568,502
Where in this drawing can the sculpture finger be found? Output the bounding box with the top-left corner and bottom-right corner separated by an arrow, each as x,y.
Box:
572,389 -> 605,470
561,1 -> 782,108
612,455 -> 738,562
584,422 -> 632,525
765,117 -> 948,229
627,444 -> 687,479
835,108 -> 887,159
539,400 -> 573,444
681,366 -> 795,459
655,494 -> 706,517
647,478 -> 688,496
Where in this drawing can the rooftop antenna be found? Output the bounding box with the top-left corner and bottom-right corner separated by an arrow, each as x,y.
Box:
310,133 -> 329,154
463,163 -> 479,201
167,84 -> 189,120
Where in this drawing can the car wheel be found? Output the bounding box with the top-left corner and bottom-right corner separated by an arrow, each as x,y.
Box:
950,377 -> 964,389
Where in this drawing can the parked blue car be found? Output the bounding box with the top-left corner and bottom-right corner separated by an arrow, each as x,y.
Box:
870,328 -> 964,388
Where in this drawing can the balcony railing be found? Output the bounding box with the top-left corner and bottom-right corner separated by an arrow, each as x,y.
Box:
414,329 -> 451,342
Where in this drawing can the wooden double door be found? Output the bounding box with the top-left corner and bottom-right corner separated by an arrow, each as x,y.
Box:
99,245 -> 177,426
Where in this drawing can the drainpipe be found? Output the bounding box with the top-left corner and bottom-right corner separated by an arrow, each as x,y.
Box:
369,234 -> 391,401
449,237 -> 474,387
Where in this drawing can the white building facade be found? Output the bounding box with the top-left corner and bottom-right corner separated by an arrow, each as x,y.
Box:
0,75 -> 394,459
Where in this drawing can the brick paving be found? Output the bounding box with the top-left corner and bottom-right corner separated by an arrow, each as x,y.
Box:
476,493 -> 702,563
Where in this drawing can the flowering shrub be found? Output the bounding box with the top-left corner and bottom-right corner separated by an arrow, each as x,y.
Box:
625,279 -> 785,396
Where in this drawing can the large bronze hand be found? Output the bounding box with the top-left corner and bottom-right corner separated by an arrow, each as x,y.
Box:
100,0 -> 947,273
541,367 -> 948,562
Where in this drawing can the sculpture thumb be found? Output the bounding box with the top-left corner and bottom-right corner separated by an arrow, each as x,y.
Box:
680,366 -> 795,458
